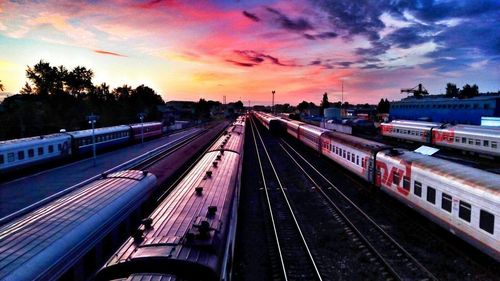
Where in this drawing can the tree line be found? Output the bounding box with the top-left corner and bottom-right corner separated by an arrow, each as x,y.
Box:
0,60 -> 165,140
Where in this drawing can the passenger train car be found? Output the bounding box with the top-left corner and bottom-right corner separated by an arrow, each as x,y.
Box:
97,116 -> 246,281
0,170 -> 157,281
0,122 -> 163,174
253,111 -> 500,261
380,120 -> 500,157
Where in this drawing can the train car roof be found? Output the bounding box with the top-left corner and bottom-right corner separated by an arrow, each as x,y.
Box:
379,150 -> 500,195
390,120 -> 441,126
440,124 -> 500,138
382,122 -> 436,131
101,149 -> 242,280
326,131 -> 392,153
209,120 -> 245,154
300,123 -> 330,134
0,170 -> 156,281
129,122 -> 163,129
66,125 -> 131,138
0,133 -> 70,151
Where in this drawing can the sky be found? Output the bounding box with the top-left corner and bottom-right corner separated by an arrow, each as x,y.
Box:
0,0 -> 499,105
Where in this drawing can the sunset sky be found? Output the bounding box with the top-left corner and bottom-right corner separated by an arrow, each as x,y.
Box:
0,0 -> 498,105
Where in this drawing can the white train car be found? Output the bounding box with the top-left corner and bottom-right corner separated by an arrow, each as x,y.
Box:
0,133 -> 72,173
381,120 -> 500,157
380,121 -> 435,143
321,132 -> 391,182
376,150 -> 499,261
432,124 -> 500,157
0,170 -> 157,281
297,124 -> 329,151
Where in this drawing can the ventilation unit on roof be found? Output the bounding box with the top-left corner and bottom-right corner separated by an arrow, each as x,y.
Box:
206,171 -> 212,178
207,206 -> 217,217
142,218 -> 153,229
195,186 -> 203,195
213,161 -> 218,167
194,186 -> 203,196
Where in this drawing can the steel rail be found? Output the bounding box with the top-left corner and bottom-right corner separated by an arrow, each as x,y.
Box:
251,117 -> 323,281
280,138 -> 438,281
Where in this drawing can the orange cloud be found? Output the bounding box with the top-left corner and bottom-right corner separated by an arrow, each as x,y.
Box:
93,49 -> 127,57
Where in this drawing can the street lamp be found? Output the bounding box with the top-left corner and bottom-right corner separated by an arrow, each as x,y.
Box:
138,112 -> 146,145
86,113 -> 99,166
272,90 -> 275,115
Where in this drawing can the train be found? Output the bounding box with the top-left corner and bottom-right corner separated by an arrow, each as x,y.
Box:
97,115 -> 247,280
253,111 -> 499,262
0,170 -> 157,281
380,120 -> 500,157
0,122 -> 163,174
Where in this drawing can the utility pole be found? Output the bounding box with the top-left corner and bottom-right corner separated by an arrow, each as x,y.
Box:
341,81 -> 344,104
86,113 -> 99,166
138,112 -> 145,146
272,90 -> 275,115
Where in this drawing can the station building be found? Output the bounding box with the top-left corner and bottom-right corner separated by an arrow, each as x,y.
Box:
389,95 -> 500,125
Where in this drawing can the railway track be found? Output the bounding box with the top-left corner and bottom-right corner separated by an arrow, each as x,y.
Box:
279,138 -> 438,281
249,118 -> 323,281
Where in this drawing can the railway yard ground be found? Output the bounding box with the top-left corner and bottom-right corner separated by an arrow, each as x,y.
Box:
1,115 -> 498,280
234,116 -> 500,281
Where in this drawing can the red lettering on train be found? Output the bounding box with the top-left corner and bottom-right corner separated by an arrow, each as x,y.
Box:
432,130 -> 455,144
381,124 -> 392,135
376,159 -> 412,196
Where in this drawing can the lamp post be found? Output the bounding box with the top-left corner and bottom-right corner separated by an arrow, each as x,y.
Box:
86,114 -> 99,166
138,112 -> 146,145
272,90 -> 275,115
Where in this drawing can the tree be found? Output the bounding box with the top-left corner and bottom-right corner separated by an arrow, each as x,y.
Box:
113,84 -> 133,101
377,98 -> 390,113
297,101 -> 310,112
0,79 -> 4,91
459,84 -> 479,99
65,66 -> 94,97
20,82 -> 33,95
320,92 -> 330,116
25,60 -> 65,96
445,83 -> 459,98
234,100 -> 244,110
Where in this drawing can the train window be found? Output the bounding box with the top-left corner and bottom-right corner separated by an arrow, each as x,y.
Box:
38,147 -> 44,155
455,137 -> 460,143
403,177 -> 410,191
483,140 -> 489,147
7,153 -> 14,162
468,139 -> 473,145
48,145 -> 54,153
393,173 -> 400,185
58,143 -> 62,151
475,139 -> 480,146
441,193 -> 452,212
462,137 -> 466,143
347,152 -> 351,160
0,155 -> 3,164
426,186 -> 436,204
18,151 -> 25,160
343,150 -> 346,158
356,156 -> 359,166
28,149 -> 34,158
479,210 -> 495,234
492,142 -> 497,149
459,201 -> 471,222
484,103 -> 490,109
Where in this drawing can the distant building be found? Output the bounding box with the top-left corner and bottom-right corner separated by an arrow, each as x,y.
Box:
389,95 -> 500,125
